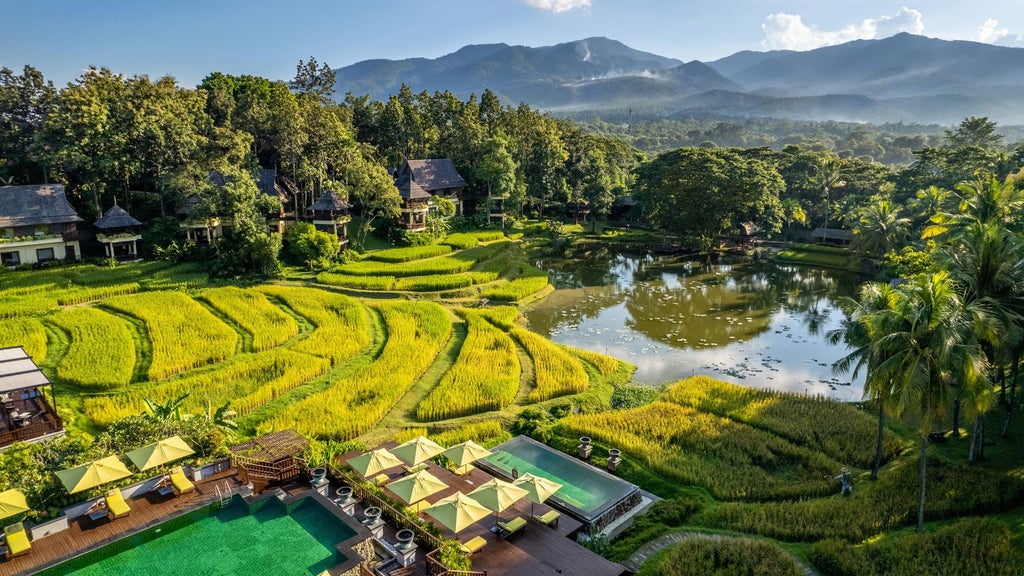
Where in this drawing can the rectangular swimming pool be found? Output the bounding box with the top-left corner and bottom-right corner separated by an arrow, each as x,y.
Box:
38,491 -> 367,576
478,435 -> 640,530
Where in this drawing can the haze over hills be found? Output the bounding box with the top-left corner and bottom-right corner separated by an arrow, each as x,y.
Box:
333,33 -> 1024,125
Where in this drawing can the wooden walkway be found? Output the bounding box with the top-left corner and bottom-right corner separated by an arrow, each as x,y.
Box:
3,471 -> 242,576
342,445 -> 628,576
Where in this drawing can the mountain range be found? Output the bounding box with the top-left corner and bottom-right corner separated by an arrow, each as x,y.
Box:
332,34 -> 1024,125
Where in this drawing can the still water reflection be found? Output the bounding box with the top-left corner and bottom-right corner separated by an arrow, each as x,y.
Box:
524,250 -> 867,401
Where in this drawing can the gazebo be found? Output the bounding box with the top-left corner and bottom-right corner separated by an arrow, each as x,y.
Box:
307,191 -> 351,247
230,430 -> 309,493
95,203 -> 143,261
0,346 -> 63,448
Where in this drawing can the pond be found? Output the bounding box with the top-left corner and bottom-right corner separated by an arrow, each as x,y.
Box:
524,250 -> 867,401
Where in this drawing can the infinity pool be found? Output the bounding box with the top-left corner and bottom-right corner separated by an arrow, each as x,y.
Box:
39,493 -> 362,576
480,435 -> 639,528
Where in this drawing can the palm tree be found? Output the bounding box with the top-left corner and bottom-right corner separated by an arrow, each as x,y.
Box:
809,153 -> 845,231
829,282 -> 897,480
854,197 -> 910,259
143,393 -> 190,421
873,272 -> 989,532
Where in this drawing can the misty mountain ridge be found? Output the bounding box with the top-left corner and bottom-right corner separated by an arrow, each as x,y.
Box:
333,33 -> 1024,125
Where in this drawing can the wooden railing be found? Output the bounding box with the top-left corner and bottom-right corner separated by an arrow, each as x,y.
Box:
0,417 -> 62,447
425,549 -> 487,576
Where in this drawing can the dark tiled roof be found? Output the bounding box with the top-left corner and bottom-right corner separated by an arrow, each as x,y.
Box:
257,169 -> 289,201
395,174 -> 431,201
208,170 -> 231,188
0,184 -> 83,227
308,191 -> 351,211
95,204 -> 142,229
811,227 -> 854,241
400,159 -> 467,192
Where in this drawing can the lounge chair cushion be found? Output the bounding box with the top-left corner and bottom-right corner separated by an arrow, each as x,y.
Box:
169,467 -> 195,496
105,489 -> 131,519
496,516 -> 527,537
4,522 -> 30,558
402,462 -> 428,475
534,510 -> 560,527
459,536 -> 487,554
373,473 -> 390,486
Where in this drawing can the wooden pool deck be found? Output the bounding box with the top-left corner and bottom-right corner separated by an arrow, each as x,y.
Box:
3,470 -> 242,576
340,445 -> 628,576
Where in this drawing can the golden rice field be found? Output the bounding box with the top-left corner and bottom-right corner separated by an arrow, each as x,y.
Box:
416,312 -> 521,421
201,286 -> 298,352
255,285 -> 371,365
102,291 -> 239,381
267,300 -> 452,440
50,307 -> 135,390
0,317 -> 47,361
511,328 -> 589,402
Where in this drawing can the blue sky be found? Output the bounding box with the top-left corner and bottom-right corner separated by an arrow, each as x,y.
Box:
2,0 -> 1022,87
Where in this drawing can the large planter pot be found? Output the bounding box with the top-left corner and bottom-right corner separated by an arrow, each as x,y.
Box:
577,437 -> 593,460
395,528 -> 415,550
310,467 -> 327,483
335,486 -> 354,504
607,448 -> 623,472
363,506 -> 382,525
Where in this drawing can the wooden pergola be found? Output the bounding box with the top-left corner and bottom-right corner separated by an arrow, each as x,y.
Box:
230,430 -> 309,493
0,346 -> 63,448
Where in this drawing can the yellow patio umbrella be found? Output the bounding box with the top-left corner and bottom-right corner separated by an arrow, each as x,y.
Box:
386,469 -> 448,505
0,489 -> 29,520
424,492 -> 492,534
55,455 -> 132,494
125,435 -> 195,472
468,478 -> 529,522
513,472 -> 563,515
391,436 -> 445,466
346,448 -> 403,478
440,440 -> 492,474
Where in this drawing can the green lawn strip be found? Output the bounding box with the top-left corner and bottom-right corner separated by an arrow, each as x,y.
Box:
379,318 -> 466,428
513,340 -> 537,405
258,291 -> 318,345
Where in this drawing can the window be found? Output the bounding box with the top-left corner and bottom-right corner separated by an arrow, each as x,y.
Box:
1,251 -> 19,266
35,247 -> 55,262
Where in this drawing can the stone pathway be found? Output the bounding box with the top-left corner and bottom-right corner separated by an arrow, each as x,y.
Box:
622,531 -> 820,576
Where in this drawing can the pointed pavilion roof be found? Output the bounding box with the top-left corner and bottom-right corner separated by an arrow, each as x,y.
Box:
95,204 -> 142,229
394,174 -> 431,201
308,191 -> 351,212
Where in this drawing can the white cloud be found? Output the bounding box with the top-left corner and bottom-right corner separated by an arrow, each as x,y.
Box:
523,0 -> 591,13
978,18 -> 1009,44
762,7 -> 924,51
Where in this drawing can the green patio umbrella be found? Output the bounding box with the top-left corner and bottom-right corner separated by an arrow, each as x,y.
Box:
55,455 -> 132,494
346,448 -> 403,478
125,435 -> 195,472
386,469 -> 448,505
424,492 -> 492,534
468,478 -> 528,520
513,472 -> 563,515
0,489 -> 29,520
440,440 -> 492,474
391,436 -> 445,466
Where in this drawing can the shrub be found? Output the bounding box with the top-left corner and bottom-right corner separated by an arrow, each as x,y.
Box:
284,222 -> 340,269
608,497 -> 704,561
103,292 -> 239,381
50,308 -> 135,389
201,287 -> 299,352
430,421 -> 511,447
416,312 -> 520,420
611,384 -> 660,409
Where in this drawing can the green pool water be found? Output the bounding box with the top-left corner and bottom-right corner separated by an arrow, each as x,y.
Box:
41,497 -> 354,576
483,436 -> 636,518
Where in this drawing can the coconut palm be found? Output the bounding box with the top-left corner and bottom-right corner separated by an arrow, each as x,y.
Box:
829,281 -> 897,480
808,153 -> 845,230
873,272 -> 989,532
854,197 -> 910,259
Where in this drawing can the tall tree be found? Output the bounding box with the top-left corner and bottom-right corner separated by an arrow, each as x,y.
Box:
291,56 -> 336,105
0,65 -> 56,184
854,196 -> 910,258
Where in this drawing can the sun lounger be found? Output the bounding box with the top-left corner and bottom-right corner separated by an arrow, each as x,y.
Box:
4,522 -> 30,558
534,509 -> 560,528
496,516 -> 526,538
169,466 -> 195,496
402,462 -> 428,475
458,535 -> 487,554
373,473 -> 390,486
105,489 -> 131,520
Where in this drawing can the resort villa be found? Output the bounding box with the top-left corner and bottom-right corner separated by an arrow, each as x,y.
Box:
0,185 -> 83,268
393,159 -> 468,232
